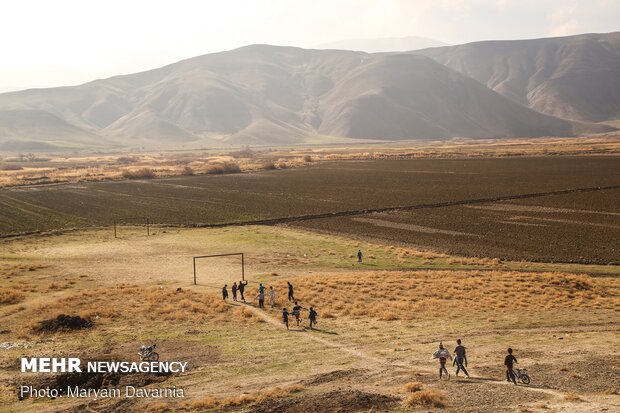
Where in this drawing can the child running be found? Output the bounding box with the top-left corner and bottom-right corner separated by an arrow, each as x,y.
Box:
282,308 -> 290,330
292,301 -> 305,326
432,342 -> 452,380
308,307 -> 318,329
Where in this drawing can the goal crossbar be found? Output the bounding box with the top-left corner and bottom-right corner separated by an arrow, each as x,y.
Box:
193,253 -> 245,285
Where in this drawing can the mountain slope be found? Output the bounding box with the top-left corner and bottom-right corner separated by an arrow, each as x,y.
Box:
316,36 -> 449,52
416,32 -> 620,123
0,44 -> 614,149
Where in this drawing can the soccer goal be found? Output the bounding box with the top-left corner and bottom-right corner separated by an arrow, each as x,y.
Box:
113,217 -> 150,238
193,253 -> 245,285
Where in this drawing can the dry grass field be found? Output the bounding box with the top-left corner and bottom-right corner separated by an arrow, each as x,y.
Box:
1,136 -> 618,189
0,225 -> 618,412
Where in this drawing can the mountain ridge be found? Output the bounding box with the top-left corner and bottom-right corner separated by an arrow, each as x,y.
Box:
0,36 -> 616,150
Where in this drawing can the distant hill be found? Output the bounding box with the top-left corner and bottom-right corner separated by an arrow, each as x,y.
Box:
316,36 -> 449,53
0,43 -> 614,150
416,32 -> 620,123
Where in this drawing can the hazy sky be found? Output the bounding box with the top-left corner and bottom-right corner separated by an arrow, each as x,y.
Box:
1,0 -> 618,90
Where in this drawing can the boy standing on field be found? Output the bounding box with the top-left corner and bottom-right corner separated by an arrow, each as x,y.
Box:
222,285 -> 228,301
268,286 -> 276,308
504,348 -> 518,385
238,280 -> 248,302
357,249 -> 363,263
287,282 -> 295,302
231,282 -> 238,301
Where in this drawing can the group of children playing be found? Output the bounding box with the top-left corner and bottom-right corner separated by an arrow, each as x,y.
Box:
223,280 -> 521,383
221,280 -> 319,330
432,340 -> 521,384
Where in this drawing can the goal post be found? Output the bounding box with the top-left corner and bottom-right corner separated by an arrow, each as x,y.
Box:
193,253 -> 245,285
113,217 -> 150,238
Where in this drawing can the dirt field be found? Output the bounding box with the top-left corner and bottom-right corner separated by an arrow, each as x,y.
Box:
0,226 -> 618,412
296,187 -> 620,264
3,157 -> 619,265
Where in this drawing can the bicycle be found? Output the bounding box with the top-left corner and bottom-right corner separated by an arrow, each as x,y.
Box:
139,343 -> 159,361
511,368 -> 530,384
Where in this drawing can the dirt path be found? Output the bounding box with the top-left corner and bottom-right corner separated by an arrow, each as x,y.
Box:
240,303 -> 574,401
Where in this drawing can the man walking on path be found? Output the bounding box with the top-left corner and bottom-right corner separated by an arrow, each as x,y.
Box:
268,286 -> 276,308
231,282 -> 238,302
357,249 -> 363,263
238,280 -> 248,302
222,285 -> 228,301
504,348 -> 518,385
287,282 -> 295,302
453,339 -> 469,377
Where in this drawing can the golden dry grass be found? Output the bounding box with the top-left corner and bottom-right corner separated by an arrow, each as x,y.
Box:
11,286 -> 235,337
275,270 -> 619,321
3,136 -> 618,188
564,393 -> 583,402
403,389 -> 447,408
0,287 -> 25,305
180,385 -> 303,410
403,381 -> 424,392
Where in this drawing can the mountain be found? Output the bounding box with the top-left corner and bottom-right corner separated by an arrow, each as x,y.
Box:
316,36 -> 449,53
416,32 -> 620,123
0,44 -> 614,150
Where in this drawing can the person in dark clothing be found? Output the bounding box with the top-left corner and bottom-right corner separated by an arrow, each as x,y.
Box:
238,280 -> 248,302
257,291 -> 265,309
308,307 -> 318,329
357,249 -> 363,263
504,348 -> 518,385
287,282 -> 295,302
282,308 -> 290,330
453,339 -> 470,377
292,301 -> 305,326
222,284 -> 228,301
231,282 -> 238,301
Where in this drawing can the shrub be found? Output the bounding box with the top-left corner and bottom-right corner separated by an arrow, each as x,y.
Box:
205,162 -> 241,175
403,389 -> 446,408
403,381 -> 424,392
262,161 -> 277,170
122,168 -> 156,179
303,155 -> 313,162
564,393 -> 583,402
116,156 -> 139,164
181,165 -> 195,176
228,146 -> 255,158
0,287 -> 25,305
